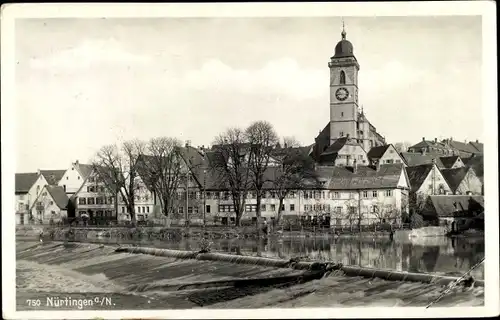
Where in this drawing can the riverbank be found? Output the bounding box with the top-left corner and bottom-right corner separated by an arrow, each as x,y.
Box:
16,240 -> 485,309
16,225 -> 400,242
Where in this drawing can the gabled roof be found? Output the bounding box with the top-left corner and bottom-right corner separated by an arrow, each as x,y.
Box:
400,152 -> 445,168
40,170 -> 66,185
74,162 -> 94,180
405,163 -> 434,192
15,172 -> 38,193
439,156 -> 460,169
321,137 -> 359,155
425,195 -> 484,218
440,167 -> 471,193
367,145 -> 390,160
462,155 -> 484,178
45,185 -> 70,209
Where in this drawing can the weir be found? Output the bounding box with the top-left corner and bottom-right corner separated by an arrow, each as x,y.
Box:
16,241 -> 485,309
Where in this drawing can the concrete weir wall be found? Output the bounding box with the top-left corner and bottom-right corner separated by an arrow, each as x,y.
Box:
116,246 -> 484,287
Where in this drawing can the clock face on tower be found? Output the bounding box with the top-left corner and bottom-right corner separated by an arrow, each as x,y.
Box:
335,87 -> 349,101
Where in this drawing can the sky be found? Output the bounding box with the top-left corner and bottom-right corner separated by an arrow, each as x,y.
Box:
14,16 -> 483,172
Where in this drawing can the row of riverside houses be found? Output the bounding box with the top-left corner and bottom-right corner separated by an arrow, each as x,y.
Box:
15,138 -> 484,229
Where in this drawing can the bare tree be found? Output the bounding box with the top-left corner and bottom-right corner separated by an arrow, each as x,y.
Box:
246,121 -> 279,224
394,141 -> 412,153
92,139 -> 146,225
272,147 -> 317,224
282,136 -> 301,148
139,137 -> 184,217
344,197 -> 359,232
210,128 -> 251,226
371,199 -> 398,225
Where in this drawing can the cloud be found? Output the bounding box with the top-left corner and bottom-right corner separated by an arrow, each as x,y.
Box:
183,58 -> 327,100
29,38 -> 151,70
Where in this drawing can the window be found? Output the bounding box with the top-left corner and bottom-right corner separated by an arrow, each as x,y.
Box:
79,198 -> 86,205
142,206 -> 146,213
339,70 -> 346,85
290,204 -> 295,211
358,155 -> 363,160
335,206 -> 342,214
362,191 -> 368,198
372,191 -> 378,198
188,207 -> 193,214
341,112 -> 344,117
179,207 -> 184,214
270,204 -> 276,211
395,159 -> 401,163
372,205 -> 379,213
121,207 -> 125,213
206,205 -> 211,213
281,204 -> 285,211
108,197 -> 113,204
289,191 -> 296,198
96,197 -> 104,205
87,197 -> 95,205
333,192 -> 340,199
245,204 -> 257,212
260,204 -> 266,211
146,206 -> 149,213
49,201 -> 54,205
206,192 -> 212,199
218,205 -> 235,212
385,190 -> 392,197
194,206 -> 199,214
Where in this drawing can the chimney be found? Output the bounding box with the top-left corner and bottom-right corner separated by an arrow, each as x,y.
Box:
37,169 -> 41,175
375,160 -> 380,172
353,159 -> 358,173
434,138 -> 437,143
422,137 -> 425,141
75,160 -> 79,165
476,139 -> 479,143
185,140 -> 191,148
346,134 -> 350,139
421,148 -> 426,156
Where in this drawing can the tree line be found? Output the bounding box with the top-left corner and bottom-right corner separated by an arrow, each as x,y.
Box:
91,120 -> 317,226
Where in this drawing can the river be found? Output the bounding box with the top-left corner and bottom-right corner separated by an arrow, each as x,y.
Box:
48,235 -> 485,280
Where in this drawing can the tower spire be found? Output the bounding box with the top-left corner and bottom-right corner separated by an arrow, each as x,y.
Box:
341,18 -> 346,40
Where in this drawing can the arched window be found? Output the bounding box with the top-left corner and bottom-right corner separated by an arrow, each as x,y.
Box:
339,71 -> 346,84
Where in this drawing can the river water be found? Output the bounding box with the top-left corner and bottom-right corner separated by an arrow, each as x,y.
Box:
56,235 -> 485,280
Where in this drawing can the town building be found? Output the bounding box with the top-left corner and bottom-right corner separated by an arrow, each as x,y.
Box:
407,137 -> 483,158
441,167 -> 482,195
400,152 -> 445,168
73,166 -> 117,223
405,161 -> 452,212
312,25 -> 385,165
439,156 -> 465,169
30,185 -> 71,224
367,144 -> 405,166
420,195 -> 484,232
27,169 -> 66,214
15,172 -> 38,225
57,160 -> 94,196
462,154 -> 484,187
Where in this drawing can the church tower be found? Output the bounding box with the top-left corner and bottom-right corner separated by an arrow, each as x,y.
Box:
328,23 -> 360,145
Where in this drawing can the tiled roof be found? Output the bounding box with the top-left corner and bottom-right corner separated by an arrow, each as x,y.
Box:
45,185 -> 70,209
74,163 -> 94,180
405,164 -> 433,192
448,140 -> 479,154
367,145 -> 390,160
40,170 -> 66,185
317,163 -> 404,190
439,156 -> 460,169
400,152 -> 445,168
469,141 -> 483,153
15,172 -> 38,193
425,195 -> 484,218
440,167 -> 470,193
321,137 -> 358,155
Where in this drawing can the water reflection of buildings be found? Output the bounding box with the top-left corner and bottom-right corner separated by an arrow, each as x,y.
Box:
208,236 -> 484,280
